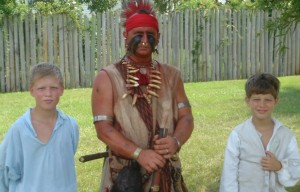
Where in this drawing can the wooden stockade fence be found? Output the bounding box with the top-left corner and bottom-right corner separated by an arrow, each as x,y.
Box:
0,9 -> 299,92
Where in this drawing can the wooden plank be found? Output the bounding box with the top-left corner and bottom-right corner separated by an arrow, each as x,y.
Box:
3,18 -> 9,92
53,15 -> 58,64
102,12 -> 107,68
168,11 -> 172,68
84,16 -> 91,87
273,11 -> 279,76
211,10 -> 216,81
184,9 -> 189,81
296,24 -> 300,74
263,12 -> 270,73
222,9 -> 228,80
241,9 -> 247,78
8,16 -> 14,91
30,14 -> 37,65
48,16 -> 54,64
68,18 -> 74,88
192,11 -> 198,81
171,13 -> 178,68
0,24 -> 5,92
287,27 -> 293,75
58,15 -> 65,83
43,16 -> 48,62
24,15 -> 30,85
194,11 -> 201,81
236,10 -> 242,79
73,27 -> 79,88
215,9 -> 220,80
96,13 -> 102,71
255,11 -> 260,73
106,12 -> 112,66
232,10 -> 238,79
64,15 -> 70,88
290,24 -> 296,75
78,17 -> 84,87
268,12 -> 275,75
14,16 -> 20,91
37,15 -> 42,63
228,10 -> 233,79
90,14 -> 96,83
19,15 -> 26,91
250,12 -> 256,75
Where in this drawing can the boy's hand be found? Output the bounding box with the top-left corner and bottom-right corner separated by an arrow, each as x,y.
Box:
261,151 -> 282,171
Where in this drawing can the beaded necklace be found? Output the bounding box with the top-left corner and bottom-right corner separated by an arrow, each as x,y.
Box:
121,57 -> 162,106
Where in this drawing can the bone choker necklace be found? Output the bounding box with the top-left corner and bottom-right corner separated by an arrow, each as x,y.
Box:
121,57 -> 162,105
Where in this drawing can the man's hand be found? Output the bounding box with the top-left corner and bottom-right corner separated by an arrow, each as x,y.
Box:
153,135 -> 179,159
137,149 -> 166,172
261,151 -> 282,171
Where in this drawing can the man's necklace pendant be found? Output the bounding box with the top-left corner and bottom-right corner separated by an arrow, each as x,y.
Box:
139,67 -> 147,74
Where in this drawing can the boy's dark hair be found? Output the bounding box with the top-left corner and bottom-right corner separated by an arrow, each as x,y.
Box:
245,73 -> 280,98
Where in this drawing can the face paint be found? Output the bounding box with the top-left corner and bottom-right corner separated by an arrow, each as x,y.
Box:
126,34 -> 157,54
127,35 -> 142,54
147,34 -> 156,51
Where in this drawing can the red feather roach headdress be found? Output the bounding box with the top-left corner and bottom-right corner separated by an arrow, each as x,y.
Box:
122,0 -> 159,32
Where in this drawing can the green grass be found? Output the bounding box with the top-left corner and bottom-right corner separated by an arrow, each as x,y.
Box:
1,76 -> 300,192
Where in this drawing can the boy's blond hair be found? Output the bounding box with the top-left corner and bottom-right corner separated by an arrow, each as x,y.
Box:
30,63 -> 64,87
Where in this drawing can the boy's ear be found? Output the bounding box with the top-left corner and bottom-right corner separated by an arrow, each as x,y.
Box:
245,97 -> 250,106
29,86 -> 34,96
60,86 -> 64,96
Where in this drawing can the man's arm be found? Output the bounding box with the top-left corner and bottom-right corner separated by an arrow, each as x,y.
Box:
172,78 -> 194,148
153,78 -> 194,159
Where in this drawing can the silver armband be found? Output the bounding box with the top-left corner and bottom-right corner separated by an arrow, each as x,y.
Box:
177,101 -> 191,109
93,115 -> 113,124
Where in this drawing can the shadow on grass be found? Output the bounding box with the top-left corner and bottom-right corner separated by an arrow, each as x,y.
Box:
276,86 -> 300,116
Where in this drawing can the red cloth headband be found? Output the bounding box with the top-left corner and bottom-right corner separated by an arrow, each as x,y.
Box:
125,14 -> 159,32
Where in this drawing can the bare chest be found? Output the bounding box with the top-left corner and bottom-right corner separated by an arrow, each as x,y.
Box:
259,129 -> 274,150
32,121 -> 55,143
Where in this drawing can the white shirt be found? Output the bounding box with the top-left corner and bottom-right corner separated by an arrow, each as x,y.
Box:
220,117 -> 300,192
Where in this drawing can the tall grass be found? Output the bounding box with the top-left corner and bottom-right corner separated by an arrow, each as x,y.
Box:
0,76 -> 299,191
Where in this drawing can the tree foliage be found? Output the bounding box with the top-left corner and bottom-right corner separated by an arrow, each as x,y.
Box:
153,0 -> 223,13
255,0 -> 300,33
0,0 -> 16,15
79,0 -> 118,13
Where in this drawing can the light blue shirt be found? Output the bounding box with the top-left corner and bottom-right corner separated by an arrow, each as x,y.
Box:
0,109 -> 79,192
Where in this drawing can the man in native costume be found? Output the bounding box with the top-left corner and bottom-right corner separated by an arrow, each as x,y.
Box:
91,1 -> 194,191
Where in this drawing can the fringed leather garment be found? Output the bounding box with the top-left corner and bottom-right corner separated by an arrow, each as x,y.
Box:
99,60 -> 187,192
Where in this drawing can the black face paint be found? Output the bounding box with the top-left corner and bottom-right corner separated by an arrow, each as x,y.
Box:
127,35 -> 142,54
147,34 -> 156,52
126,34 -> 157,54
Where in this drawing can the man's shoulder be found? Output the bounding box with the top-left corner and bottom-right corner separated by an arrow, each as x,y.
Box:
159,63 -> 179,71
